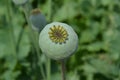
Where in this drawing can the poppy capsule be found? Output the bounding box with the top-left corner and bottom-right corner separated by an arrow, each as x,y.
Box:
39,22 -> 78,60
12,0 -> 28,5
30,8 -> 47,32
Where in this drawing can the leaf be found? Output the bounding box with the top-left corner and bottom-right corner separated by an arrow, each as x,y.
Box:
0,29 -> 13,58
17,28 -> 30,60
53,1 -> 79,21
80,30 -> 96,43
80,63 -> 97,74
113,13 -> 120,27
109,30 -> 120,54
101,0 -> 113,6
1,70 -> 20,80
87,42 -> 104,51
51,71 -> 79,80
4,56 -> 17,70
51,73 -> 61,80
12,13 -> 30,60
67,71 -> 79,80
87,58 -> 119,78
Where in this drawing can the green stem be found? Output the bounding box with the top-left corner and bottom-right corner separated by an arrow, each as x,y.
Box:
46,58 -> 51,80
60,60 -> 66,80
22,6 -> 39,54
46,0 -> 52,80
39,63 -> 46,80
16,27 -> 24,52
22,5 -> 46,80
6,0 -> 17,55
48,0 -> 52,22
118,54 -> 120,79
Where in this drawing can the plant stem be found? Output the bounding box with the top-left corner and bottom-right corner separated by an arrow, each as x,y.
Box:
46,0 -> 52,80
60,60 -> 66,80
46,58 -> 51,80
118,54 -> 120,79
6,0 -> 17,55
22,5 -> 46,80
39,63 -> 46,80
48,0 -> 52,22
16,27 -> 24,52
22,5 -> 39,55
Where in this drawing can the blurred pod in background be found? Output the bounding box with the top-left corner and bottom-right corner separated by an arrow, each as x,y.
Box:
30,8 -> 47,32
12,0 -> 28,5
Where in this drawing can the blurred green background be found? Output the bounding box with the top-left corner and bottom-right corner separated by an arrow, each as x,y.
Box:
0,0 -> 120,80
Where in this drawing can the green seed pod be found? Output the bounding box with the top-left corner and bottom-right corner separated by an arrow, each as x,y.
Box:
30,8 -> 47,32
39,22 -> 78,60
12,0 -> 28,5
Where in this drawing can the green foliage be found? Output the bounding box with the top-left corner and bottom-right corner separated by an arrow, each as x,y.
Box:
0,0 -> 120,80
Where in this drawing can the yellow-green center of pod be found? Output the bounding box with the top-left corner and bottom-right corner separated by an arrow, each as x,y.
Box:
48,25 -> 68,44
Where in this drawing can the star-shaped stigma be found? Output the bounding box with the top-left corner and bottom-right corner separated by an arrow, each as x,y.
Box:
48,25 -> 69,44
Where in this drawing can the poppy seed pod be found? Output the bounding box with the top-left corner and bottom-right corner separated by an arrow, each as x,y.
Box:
30,8 -> 47,32
39,22 -> 78,60
12,0 -> 28,5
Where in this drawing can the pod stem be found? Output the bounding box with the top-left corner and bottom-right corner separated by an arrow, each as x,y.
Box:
118,54 -> 120,79
60,60 -> 66,80
6,0 -> 17,56
46,58 -> 51,80
46,0 -> 52,80
22,5 -> 46,80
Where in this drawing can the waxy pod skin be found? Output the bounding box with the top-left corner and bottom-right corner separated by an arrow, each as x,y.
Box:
39,22 -> 78,60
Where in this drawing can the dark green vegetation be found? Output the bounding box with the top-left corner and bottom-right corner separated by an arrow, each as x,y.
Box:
0,0 -> 120,80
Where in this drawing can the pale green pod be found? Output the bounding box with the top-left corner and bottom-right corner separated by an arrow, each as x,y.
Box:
39,22 -> 78,60
12,0 -> 28,5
